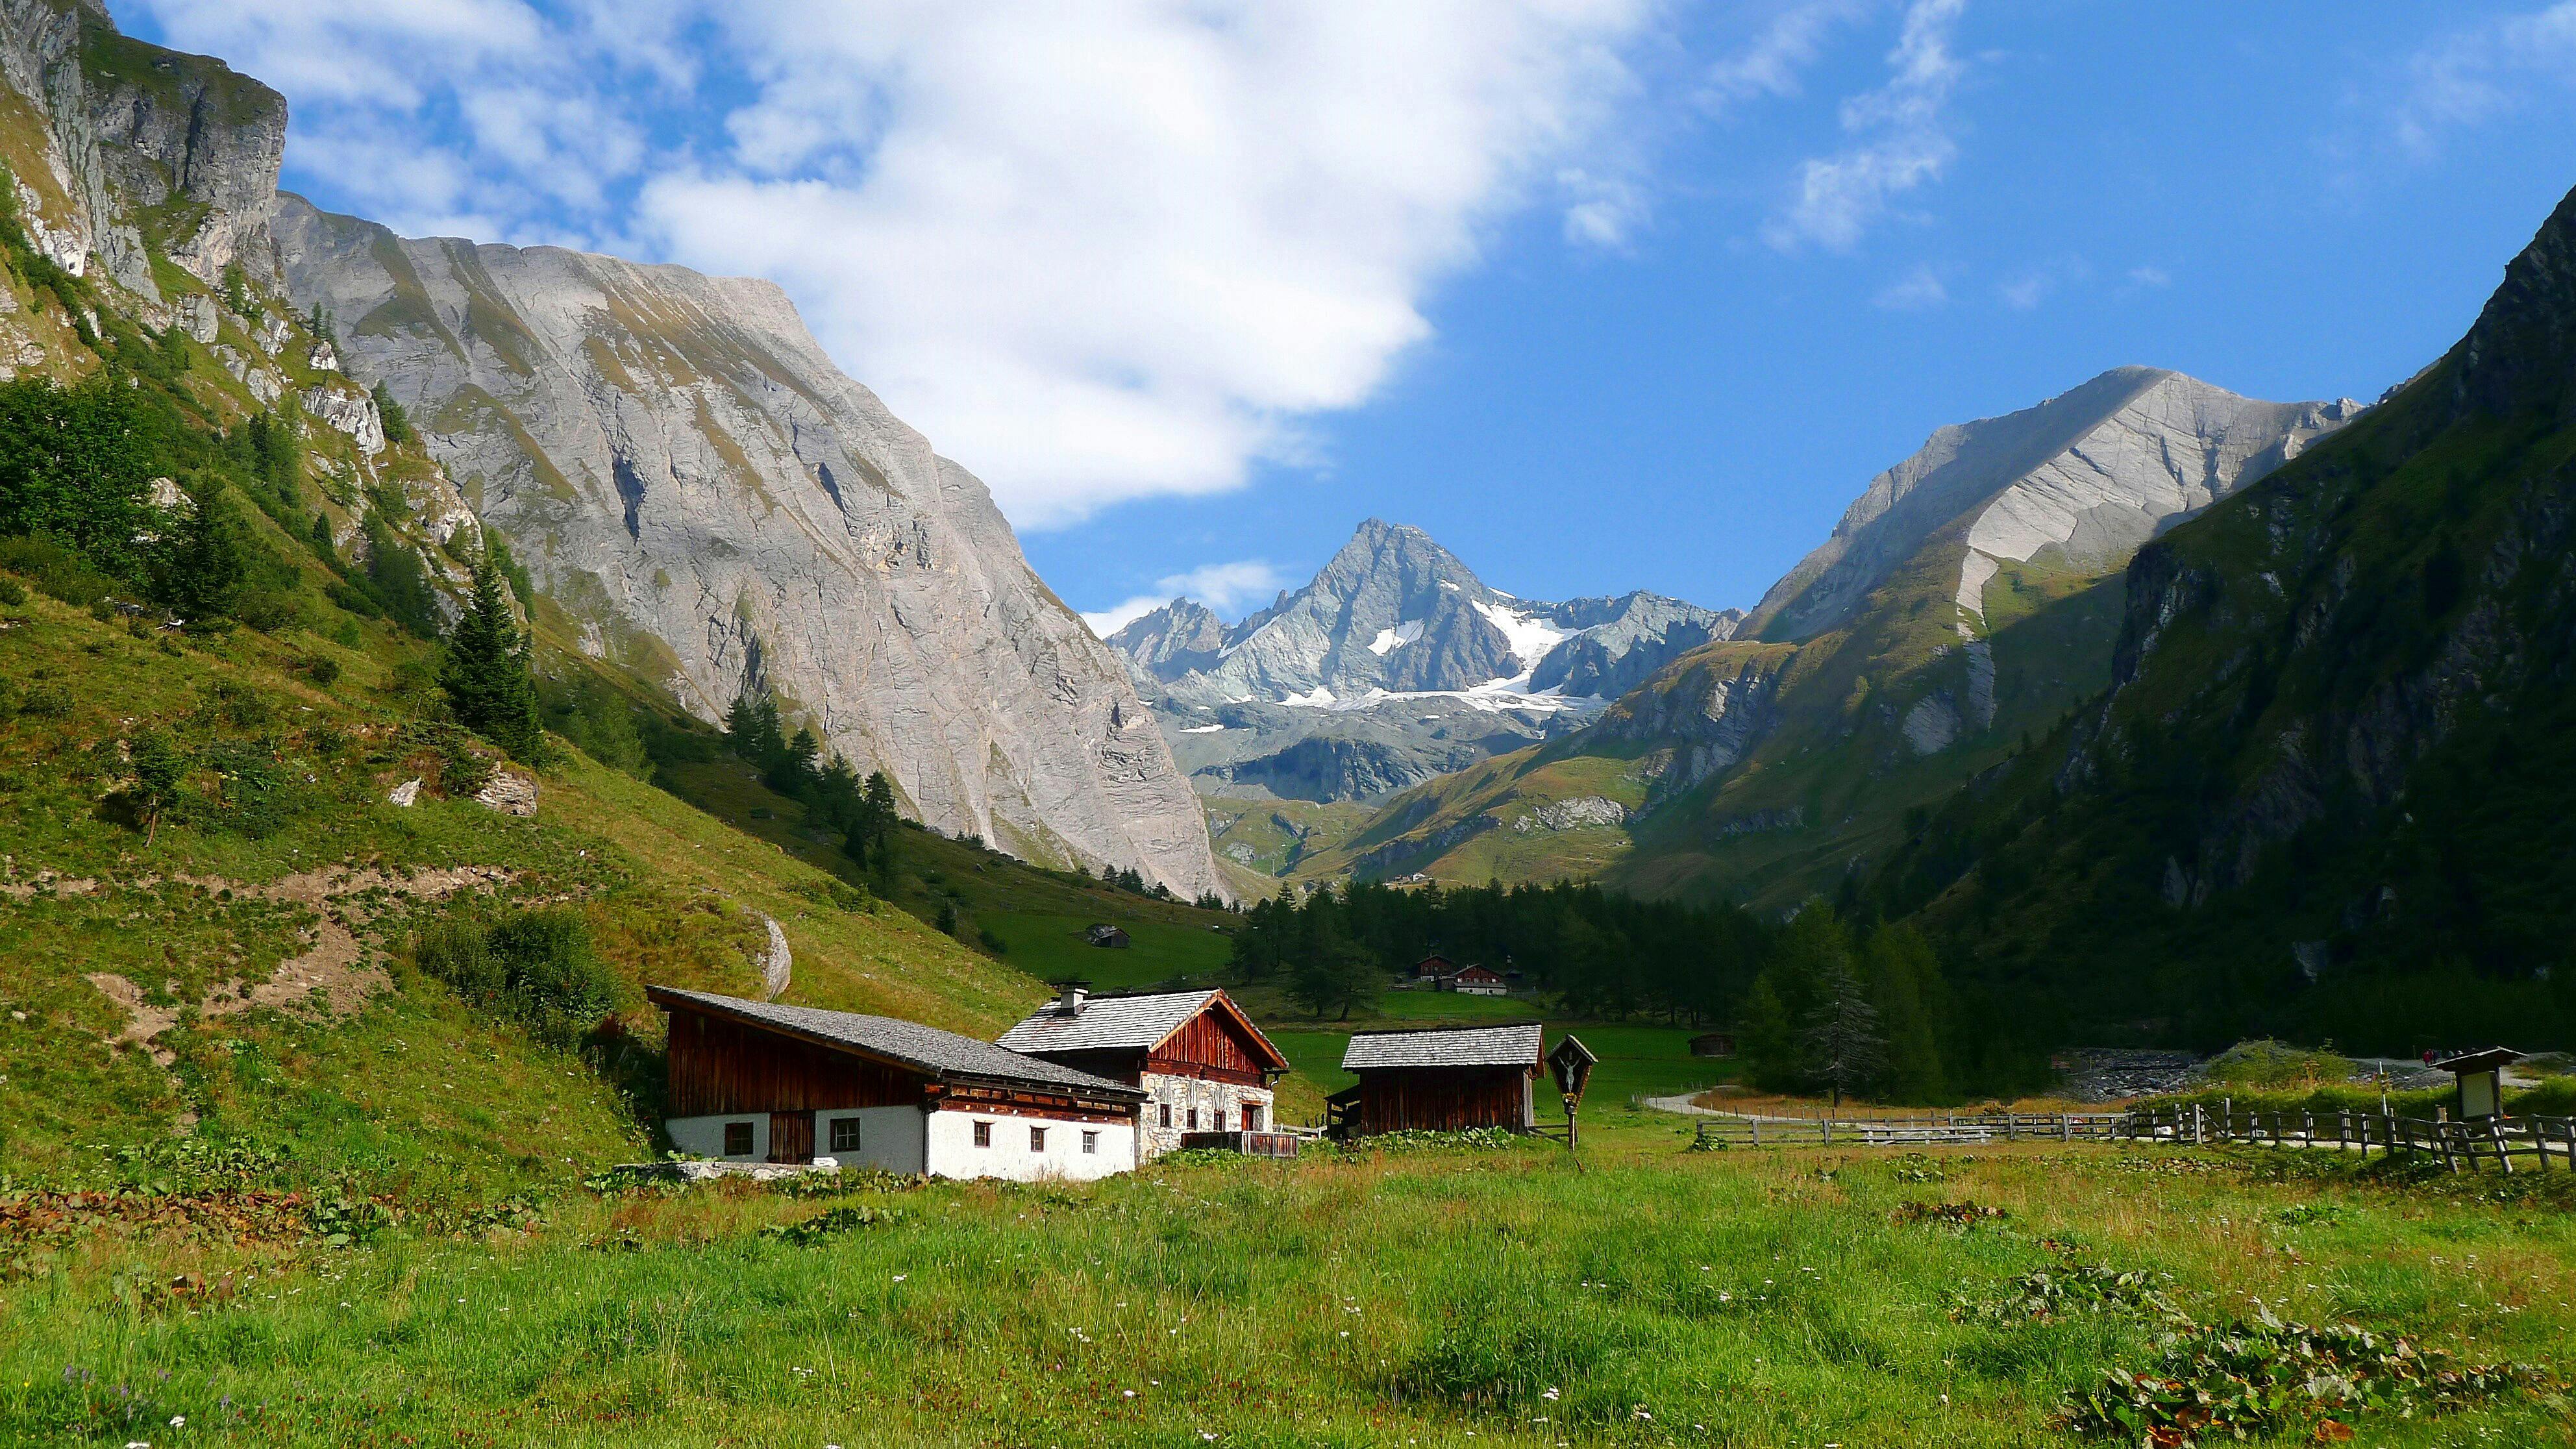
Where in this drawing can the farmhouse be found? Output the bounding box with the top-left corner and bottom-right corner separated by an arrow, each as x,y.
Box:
647,987 -> 1145,1181
1327,1022 -> 1544,1137
1413,953 -> 1458,980
1440,963 -> 1508,996
1085,924 -> 1130,948
998,985 -> 1293,1158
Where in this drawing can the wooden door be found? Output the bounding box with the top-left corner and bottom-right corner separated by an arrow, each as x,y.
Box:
768,1111 -> 814,1163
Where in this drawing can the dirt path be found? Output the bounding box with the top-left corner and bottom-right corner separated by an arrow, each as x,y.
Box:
79,865 -> 514,1065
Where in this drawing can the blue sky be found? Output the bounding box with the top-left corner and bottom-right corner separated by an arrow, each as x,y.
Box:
128,1 -> 2576,626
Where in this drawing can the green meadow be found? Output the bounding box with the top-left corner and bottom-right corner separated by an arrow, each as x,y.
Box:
8,1127 -> 2573,1447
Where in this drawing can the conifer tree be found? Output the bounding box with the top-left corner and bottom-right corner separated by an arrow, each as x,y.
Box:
151,483 -> 247,628
1861,923 -> 1948,1103
130,728 -> 186,847
441,549 -> 544,760
1800,961 -> 1887,1111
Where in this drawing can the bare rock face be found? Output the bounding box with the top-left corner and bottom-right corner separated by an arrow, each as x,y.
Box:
0,0 -> 288,299
1750,367 -> 2362,643
267,199 -> 1219,898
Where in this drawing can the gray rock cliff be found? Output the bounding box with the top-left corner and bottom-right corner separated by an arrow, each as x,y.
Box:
266,198 -> 1220,898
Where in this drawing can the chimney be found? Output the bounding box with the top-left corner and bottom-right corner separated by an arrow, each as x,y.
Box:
1055,982 -> 1089,1014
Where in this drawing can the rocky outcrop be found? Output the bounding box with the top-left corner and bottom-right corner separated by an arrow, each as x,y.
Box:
0,1 -> 288,301
268,199 -> 1219,898
1107,599 -> 1229,699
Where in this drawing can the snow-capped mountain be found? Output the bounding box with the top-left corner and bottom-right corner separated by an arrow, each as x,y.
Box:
1105,521 -> 1737,802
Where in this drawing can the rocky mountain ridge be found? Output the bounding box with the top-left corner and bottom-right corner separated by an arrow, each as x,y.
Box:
1864,179 -> 2576,1050
1307,369 -> 2362,901
0,1 -> 1219,899
1104,519 -> 1737,808
267,199 -> 1219,898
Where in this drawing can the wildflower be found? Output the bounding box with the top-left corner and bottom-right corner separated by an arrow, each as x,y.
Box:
171,1418 -> 186,1428
1541,1387 -> 1559,1401
1123,1390 -> 1137,1399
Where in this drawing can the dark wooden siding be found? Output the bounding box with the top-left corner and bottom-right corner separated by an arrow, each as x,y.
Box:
767,1111 -> 814,1163
664,1007 -> 928,1116
1143,1011 -> 1271,1085
1354,1066 -> 1533,1134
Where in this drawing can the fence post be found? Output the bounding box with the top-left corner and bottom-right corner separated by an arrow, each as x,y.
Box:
1750,1119 -> 1761,1148
2192,1104 -> 2203,1145
2060,1113 -> 2071,1143
2337,1110 -> 2349,1153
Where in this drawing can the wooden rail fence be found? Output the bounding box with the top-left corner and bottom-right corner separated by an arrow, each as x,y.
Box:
1690,1105 -> 2576,1172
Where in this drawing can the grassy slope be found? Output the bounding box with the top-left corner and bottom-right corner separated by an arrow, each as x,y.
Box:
6,1124 -> 2571,1446
0,584 -> 1052,1195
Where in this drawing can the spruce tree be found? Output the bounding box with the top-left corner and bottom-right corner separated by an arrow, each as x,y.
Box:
1800,961 -> 1887,1112
1861,923 -> 1948,1103
130,728 -> 186,847
151,483 -> 247,628
441,550 -> 544,760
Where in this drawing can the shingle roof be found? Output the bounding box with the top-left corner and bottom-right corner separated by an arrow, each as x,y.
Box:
997,989 -> 1289,1071
648,987 -> 1143,1098
998,989 -> 1209,1052
1342,1022 -> 1544,1071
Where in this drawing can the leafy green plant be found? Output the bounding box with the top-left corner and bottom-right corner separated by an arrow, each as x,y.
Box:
761,1203 -> 905,1245
1957,1260 -> 2183,1325
410,906 -> 622,1046
2062,1309 -> 2547,1445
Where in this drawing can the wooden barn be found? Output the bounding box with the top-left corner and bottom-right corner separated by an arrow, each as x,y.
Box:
1326,1022 -> 1544,1137
998,985 -> 1293,1158
1689,1031 -> 1737,1059
648,987 -> 1146,1180
1085,924 -> 1131,948
1440,963 -> 1508,997
1413,953 -> 1459,980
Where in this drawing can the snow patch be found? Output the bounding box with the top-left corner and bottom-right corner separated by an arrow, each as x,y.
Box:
1179,723 -> 1228,734
1470,600 -> 1570,673
1280,686 -> 1338,708
1367,619 -> 1424,655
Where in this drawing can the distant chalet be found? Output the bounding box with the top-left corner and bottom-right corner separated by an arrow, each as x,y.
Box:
648,987 -> 1145,1180
1085,924 -> 1130,948
1411,954 -> 1507,995
998,985 -> 1291,1157
1328,1022 -> 1544,1137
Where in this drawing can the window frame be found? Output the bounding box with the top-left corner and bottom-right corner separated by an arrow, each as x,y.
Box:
1158,1102 -> 1172,1129
972,1119 -> 992,1148
828,1117 -> 862,1154
723,1121 -> 754,1158
1029,1124 -> 1047,1153
1081,1130 -> 1099,1155
1244,1102 -> 1264,1132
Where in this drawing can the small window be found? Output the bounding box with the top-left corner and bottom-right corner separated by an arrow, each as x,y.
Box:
829,1117 -> 862,1154
1213,1110 -> 1227,1132
1187,1107 -> 1198,1131
972,1120 -> 992,1148
1030,1125 -> 1047,1152
723,1121 -> 754,1157
1082,1130 -> 1099,1155
1244,1103 -> 1264,1132
1158,1103 -> 1172,1128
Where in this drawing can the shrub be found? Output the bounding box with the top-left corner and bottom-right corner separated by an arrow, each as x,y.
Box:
0,576 -> 23,605
301,654 -> 343,687
18,682 -> 72,719
0,534 -> 118,606
412,905 -> 622,1047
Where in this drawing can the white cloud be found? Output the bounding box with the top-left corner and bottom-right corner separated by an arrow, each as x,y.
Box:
2125,264 -> 2170,290
2392,3 -> 2576,158
1996,255 -> 2090,312
1700,0 -> 1869,115
1873,263 -> 1947,310
1763,0 -> 1968,253
133,0 -> 1661,531
1080,558 -> 1294,638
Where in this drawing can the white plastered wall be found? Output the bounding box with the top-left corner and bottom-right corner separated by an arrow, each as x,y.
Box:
811,1106 -> 929,1174
667,1113 -> 767,1162
923,1109 -> 1135,1182
1137,1073 -> 1276,1158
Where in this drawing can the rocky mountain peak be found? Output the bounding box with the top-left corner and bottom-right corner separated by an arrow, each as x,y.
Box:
2451,180 -> 2576,424
1749,366 -> 2360,642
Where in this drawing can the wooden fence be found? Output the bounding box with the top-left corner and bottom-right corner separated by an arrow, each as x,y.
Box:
1689,1103 -> 2576,1173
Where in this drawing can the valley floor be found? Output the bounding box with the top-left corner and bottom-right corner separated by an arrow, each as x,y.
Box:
8,1112 -> 2573,1447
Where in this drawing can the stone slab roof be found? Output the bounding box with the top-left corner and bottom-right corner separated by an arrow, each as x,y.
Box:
1342,1022 -> 1544,1071
997,989 -> 1289,1071
648,987 -> 1142,1098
